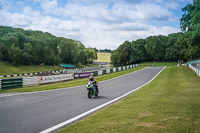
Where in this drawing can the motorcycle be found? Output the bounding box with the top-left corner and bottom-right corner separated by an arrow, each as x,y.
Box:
86,81 -> 99,99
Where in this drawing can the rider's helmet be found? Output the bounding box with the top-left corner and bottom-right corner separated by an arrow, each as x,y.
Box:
89,75 -> 94,81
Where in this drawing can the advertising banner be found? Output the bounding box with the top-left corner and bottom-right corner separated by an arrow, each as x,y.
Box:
75,72 -> 92,79
38,74 -> 74,84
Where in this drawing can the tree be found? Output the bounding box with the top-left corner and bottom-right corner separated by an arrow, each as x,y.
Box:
145,35 -> 166,62
8,45 -> 22,65
21,43 -> 33,65
164,33 -> 181,61
180,0 -> 200,32
130,39 -> 148,63
111,41 -> 132,66
111,49 -> 120,66
179,0 -> 200,60
85,48 -> 96,63
0,26 -> 90,65
119,41 -> 132,65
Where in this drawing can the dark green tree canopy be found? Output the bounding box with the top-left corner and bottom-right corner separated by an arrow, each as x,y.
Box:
180,0 -> 200,32
0,26 -> 97,65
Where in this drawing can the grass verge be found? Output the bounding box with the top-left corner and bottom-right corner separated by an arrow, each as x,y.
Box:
0,66 -> 146,93
57,66 -> 200,133
140,62 -> 177,66
0,62 -> 60,76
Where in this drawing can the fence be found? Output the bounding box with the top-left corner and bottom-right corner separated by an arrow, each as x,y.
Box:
90,64 -> 138,76
189,64 -> 200,76
0,64 -> 139,90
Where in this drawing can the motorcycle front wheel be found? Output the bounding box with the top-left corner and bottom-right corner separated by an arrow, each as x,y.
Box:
88,90 -> 92,99
95,88 -> 99,97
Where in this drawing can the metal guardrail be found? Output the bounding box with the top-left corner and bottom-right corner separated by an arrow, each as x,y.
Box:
189,64 -> 200,76
1,78 -> 23,90
0,65 -> 107,78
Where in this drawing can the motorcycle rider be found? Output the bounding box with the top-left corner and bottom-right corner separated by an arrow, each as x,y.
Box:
88,75 -> 98,89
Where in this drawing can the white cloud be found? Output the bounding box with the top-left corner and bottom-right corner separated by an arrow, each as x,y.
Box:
0,0 -> 182,49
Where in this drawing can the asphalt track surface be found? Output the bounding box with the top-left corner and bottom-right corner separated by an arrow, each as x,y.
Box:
0,67 -> 164,133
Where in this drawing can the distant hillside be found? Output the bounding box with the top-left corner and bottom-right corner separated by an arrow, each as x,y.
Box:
0,26 -> 96,65
97,52 -> 111,63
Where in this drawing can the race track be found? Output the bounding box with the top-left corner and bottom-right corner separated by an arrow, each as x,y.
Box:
0,67 -> 164,133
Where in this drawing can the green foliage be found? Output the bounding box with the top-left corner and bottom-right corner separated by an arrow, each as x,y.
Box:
111,41 -> 132,66
179,0 -> 200,60
145,35 -> 167,62
0,26 -> 93,65
98,49 -> 112,53
85,48 -> 97,63
111,35 -> 176,66
180,0 -> 200,32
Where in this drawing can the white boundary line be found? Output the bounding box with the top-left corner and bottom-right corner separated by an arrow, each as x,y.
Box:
0,67 -> 149,98
40,67 -> 165,133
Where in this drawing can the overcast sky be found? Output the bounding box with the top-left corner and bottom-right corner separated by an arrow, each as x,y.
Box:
0,0 -> 191,49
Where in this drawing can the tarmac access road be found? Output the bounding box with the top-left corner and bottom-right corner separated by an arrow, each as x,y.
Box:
0,67 -> 164,133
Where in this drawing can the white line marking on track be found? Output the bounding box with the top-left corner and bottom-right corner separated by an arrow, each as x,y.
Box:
0,67 -> 149,98
39,67 -> 165,133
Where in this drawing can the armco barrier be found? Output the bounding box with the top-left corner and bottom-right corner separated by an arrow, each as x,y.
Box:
116,67 -> 119,72
103,70 -> 106,74
23,77 -> 39,87
1,78 -> 23,89
110,68 -> 113,73
123,66 -> 126,70
92,71 -> 98,76
0,64 -> 139,90
106,69 -> 110,74
98,70 -> 103,75
189,64 -> 200,77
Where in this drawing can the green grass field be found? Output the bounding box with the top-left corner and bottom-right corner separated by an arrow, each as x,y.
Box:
97,52 -> 111,63
57,66 -> 200,133
0,66 -> 146,93
0,62 -> 60,76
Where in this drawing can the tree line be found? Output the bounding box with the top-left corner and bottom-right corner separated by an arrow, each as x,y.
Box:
0,26 -> 97,65
111,0 -> 200,66
98,49 -> 112,53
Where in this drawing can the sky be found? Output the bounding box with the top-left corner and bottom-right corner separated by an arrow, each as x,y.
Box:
0,0 -> 192,50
